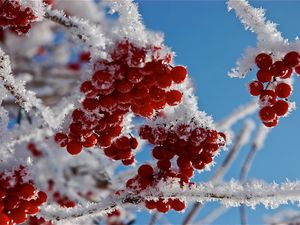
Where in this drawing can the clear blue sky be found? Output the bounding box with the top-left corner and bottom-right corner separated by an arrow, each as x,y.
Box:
130,1 -> 300,224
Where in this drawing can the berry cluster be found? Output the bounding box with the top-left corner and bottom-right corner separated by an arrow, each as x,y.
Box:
124,123 -> 225,213
139,123 -> 225,174
249,51 -> 300,127
0,167 -> 47,225
105,209 -> 126,225
55,41 -> 188,163
0,0 -> 37,34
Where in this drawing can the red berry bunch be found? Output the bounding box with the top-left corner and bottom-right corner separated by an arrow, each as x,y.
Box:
0,167 -> 47,225
55,41 -> 188,161
139,123 -> 226,174
0,0 -> 37,34
105,209 -> 126,225
248,51 -> 300,127
123,123 -> 225,213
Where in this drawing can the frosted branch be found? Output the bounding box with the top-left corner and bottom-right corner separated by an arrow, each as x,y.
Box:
44,8 -> 107,58
227,0 -> 288,77
40,179 -> 300,222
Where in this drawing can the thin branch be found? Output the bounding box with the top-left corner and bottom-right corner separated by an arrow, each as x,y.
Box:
239,125 -> 270,225
40,179 -> 300,222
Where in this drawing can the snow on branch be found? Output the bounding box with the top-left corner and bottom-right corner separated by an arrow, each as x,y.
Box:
40,179 -> 300,223
227,0 -> 288,78
0,48 -> 71,128
44,7 -> 107,59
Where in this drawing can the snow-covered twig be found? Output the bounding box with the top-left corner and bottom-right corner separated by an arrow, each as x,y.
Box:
227,0 -> 287,78
40,179 -> 300,222
44,8 -> 107,58
239,125 -> 270,225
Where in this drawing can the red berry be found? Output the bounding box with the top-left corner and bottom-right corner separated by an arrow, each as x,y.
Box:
177,157 -> 191,169
270,61 -> 289,78
273,100 -> 289,116
82,134 -> 97,148
275,83 -> 292,98
295,65 -> 300,75
115,136 -> 131,150
149,86 -> 165,102
248,81 -> 264,96
259,90 -> 277,106
129,138 -> 138,149
259,106 -> 276,122
35,191 -> 47,205
256,69 -> 272,83
166,90 -> 183,106
0,213 -> 9,225
9,207 -> 27,224
19,183 -> 35,199
157,160 -> 171,171
152,146 -> 167,160
283,51 -> 300,68
169,199 -> 186,211
255,53 -> 272,69
157,75 -> 172,88
122,156 -> 135,166
170,66 -> 188,83
82,98 -> 99,111
145,200 -> 156,210
116,80 -> 134,93
66,141 -> 83,155
156,199 -> 170,213
92,71 -> 114,90
190,128 -> 207,145
263,116 -> 278,127
97,134 -> 112,147
54,133 -> 68,147
103,146 -> 118,158
127,68 -> 143,83
138,164 -> 154,178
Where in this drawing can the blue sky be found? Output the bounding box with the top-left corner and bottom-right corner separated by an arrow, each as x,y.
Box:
130,1 -> 300,224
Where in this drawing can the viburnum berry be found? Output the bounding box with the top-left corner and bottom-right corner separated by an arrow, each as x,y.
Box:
273,100 -> 289,116
263,116 -> 278,127
170,66 -> 188,83
259,106 -> 276,122
54,133 -> 68,147
259,90 -> 277,106
255,53 -> 272,69
256,69 -> 272,82
283,51 -> 300,68
169,199 -> 186,211
275,82 -> 292,98
270,61 -> 289,78
138,164 -> 154,178
166,90 -> 183,106
248,80 -> 264,96
66,141 -> 83,155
